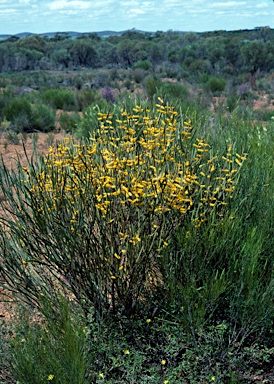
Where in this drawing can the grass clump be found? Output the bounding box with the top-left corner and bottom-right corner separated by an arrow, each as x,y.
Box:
8,296 -> 88,384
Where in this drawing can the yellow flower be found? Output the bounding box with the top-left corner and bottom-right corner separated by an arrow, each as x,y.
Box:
161,359 -> 166,365
211,376 -> 215,381
99,372 -> 104,378
124,349 -> 130,354
47,374 -> 54,380
163,381 -> 169,384
146,318 -> 151,323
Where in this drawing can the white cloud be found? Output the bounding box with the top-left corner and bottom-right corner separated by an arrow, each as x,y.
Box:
0,8 -> 17,13
128,8 -> 146,15
210,1 -> 246,7
49,0 -> 91,10
255,2 -> 268,8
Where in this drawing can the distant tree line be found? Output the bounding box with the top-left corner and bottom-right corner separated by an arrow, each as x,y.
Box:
0,28 -> 274,77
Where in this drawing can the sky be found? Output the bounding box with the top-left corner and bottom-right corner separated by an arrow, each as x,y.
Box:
0,0 -> 274,35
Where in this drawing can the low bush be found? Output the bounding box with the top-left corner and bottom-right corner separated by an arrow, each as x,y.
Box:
207,76 -> 227,94
76,88 -> 100,111
0,99 -> 243,321
2,97 -> 55,132
3,97 -> 32,124
9,296 -> 88,384
58,112 -> 81,133
133,60 -> 152,70
41,88 -> 77,110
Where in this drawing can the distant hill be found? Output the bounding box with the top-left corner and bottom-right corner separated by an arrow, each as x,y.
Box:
0,30 -> 153,41
0,27 -> 273,42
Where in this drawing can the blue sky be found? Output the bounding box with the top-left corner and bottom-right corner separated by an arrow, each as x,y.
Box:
0,0 -> 274,35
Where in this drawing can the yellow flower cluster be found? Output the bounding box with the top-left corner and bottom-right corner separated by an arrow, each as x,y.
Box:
24,100 -> 244,229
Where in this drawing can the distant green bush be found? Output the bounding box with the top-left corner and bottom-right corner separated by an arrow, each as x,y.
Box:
41,88 -> 77,110
76,88 -> 100,111
207,76 -> 227,94
3,97 -> 32,123
145,77 -> 162,99
58,112 -> 81,133
226,94 -> 239,112
31,103 -> 55,132
130,68 -> 147,84
3,97 -> 55,132
160,82 -> 189,100
133,60 -> 152,70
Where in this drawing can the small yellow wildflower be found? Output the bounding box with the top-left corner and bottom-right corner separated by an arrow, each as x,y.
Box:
211,376 -> 215,381
110,275 -> 116,279
47,374 -> 54,381
98,372 -> 104,378
124,350 -> 130,355
164,380 -> 169,384
161,359 -> 166,365
146,318 -> 151,323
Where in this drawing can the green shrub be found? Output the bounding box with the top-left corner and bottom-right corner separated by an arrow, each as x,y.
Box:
9,296 -> 88,384
58,112 -> 81,133
31,103 -> 56,132
226,94 -> 239,112
130,68 -> 147,84
133,60 -> 152,70
76,88 -> 100,111
160,82 -> 189,100
207,76 -> 227,94
145,77 -> 162,99
0,99 -> 243,320
3,97 -> 32,123
3,97 -> 55,133
41,88 -> 77,110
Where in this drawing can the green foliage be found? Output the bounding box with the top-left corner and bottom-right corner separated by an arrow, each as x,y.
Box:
76,88 -> 100,111
41,88 -> 77,110
226,93 -> 240,112
30,103 -> 56,132
58,112 -> 81,133
2,97 -> 55,132
3,97 -> 32,123
130,68 -> 147,84
206,76 -> 227,94
0,100 -> 241,321
133,60 -> 152,70
9,296 -> 88,384
160,82 -> 189,100
145,77 -> 162,99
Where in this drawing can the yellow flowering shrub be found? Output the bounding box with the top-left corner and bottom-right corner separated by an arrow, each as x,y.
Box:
0,99 -> 244,317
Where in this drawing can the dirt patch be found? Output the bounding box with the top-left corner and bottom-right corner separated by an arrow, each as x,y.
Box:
0,131 -> 67,170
